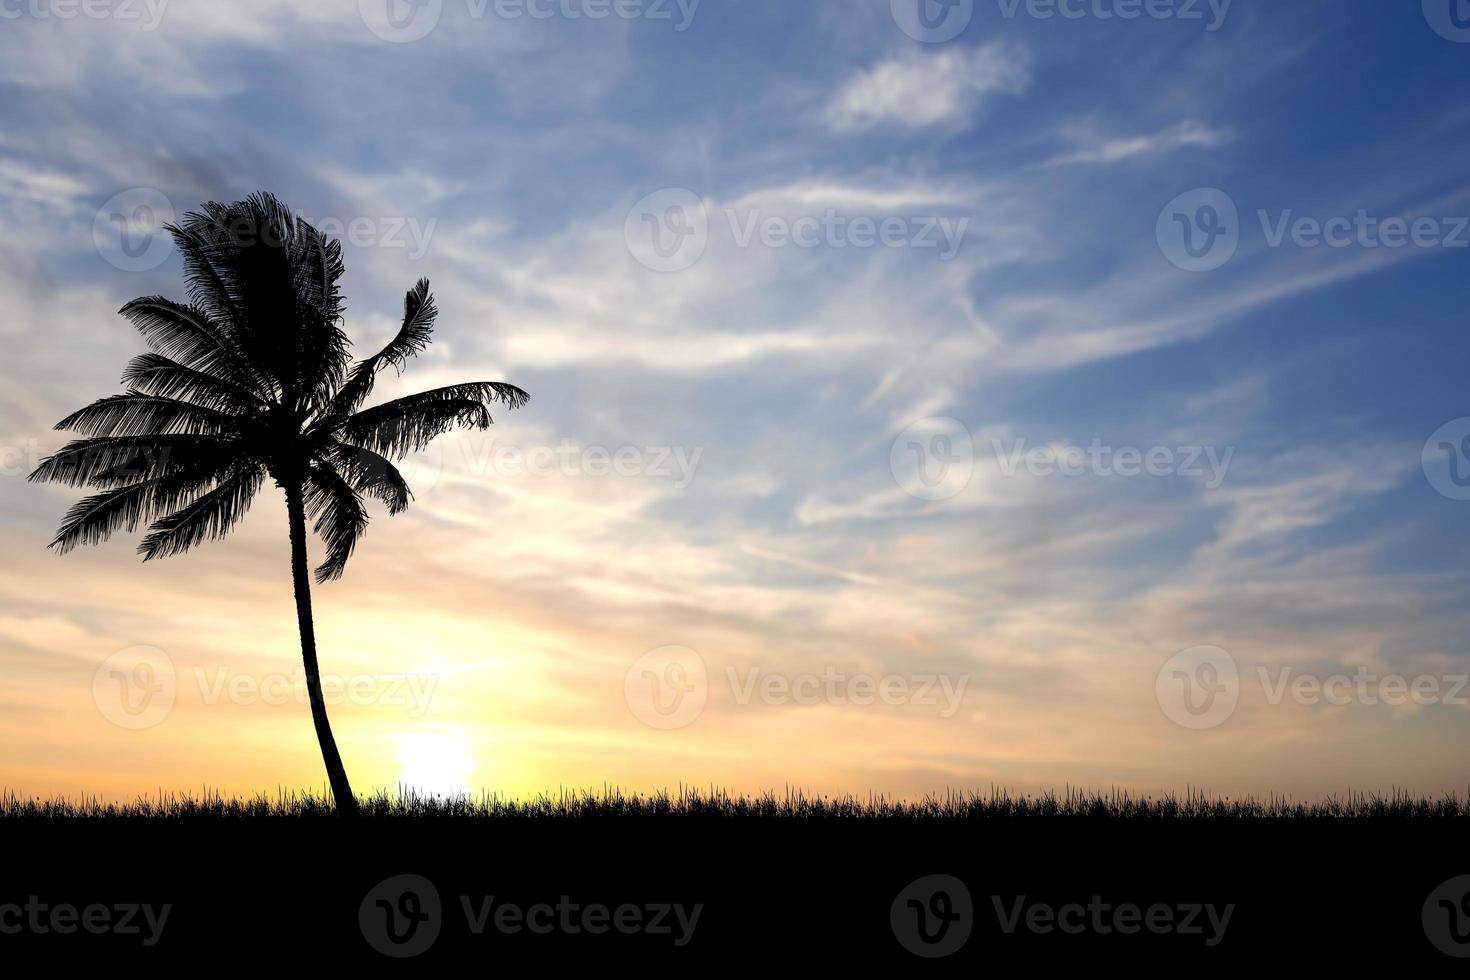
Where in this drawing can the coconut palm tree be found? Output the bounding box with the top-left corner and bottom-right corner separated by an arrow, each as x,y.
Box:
29,193 -> 528,815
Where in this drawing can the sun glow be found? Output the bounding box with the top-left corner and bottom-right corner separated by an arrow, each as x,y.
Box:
396,732 -> 476,798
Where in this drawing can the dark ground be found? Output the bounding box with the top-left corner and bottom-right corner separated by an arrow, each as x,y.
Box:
3,793 -> 1465,965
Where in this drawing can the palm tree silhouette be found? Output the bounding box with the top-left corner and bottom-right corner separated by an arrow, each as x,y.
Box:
29,193 -> 528,815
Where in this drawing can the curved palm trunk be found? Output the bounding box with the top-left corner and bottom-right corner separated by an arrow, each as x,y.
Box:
284,482 -> 358,816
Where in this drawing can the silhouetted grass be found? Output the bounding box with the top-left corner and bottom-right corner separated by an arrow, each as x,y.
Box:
4,786 -> 1468,822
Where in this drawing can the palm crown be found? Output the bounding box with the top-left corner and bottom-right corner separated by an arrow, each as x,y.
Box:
30,193 -> 527,813
31,193 -> 527,579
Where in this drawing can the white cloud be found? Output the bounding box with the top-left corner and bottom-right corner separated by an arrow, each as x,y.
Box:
825,44 -> 1031,132
1047,121 -> 1236,166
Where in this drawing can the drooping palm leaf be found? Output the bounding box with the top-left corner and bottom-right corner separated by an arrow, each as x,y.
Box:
339,382 -> 530,459
321,442 -> 411,515
55,392 -> 236,438
327,278 -> 438,419
48,456 -> 239,554
303,464 -> 369,583
138,466 -> 265,561
122,353 -> 268,412
28,435 -> 236,489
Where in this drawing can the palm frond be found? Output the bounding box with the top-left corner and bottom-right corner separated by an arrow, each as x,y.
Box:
118,297 -> 265,396
326,279 -> 437,419
168,220 -> 244,330
303,464 -> 369,582
122,353 -> 268,412
55,392 -> 236,438
321,443 -> 412,515
138,466 -> 265,561
47,459 -> 236,554
28,436 -> 234,489
339,382 -> 529,458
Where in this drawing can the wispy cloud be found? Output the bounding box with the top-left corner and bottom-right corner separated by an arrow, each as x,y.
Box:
825,44 -> 1031,131
1046,121 -> 1236,166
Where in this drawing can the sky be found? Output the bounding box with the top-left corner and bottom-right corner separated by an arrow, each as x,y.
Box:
1,0 -> 1469,802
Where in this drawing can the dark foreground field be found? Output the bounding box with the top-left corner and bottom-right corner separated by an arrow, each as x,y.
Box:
3,788 -> 1466,966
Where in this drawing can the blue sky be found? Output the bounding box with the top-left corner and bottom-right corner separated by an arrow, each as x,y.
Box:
1,0 -> 1469,799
